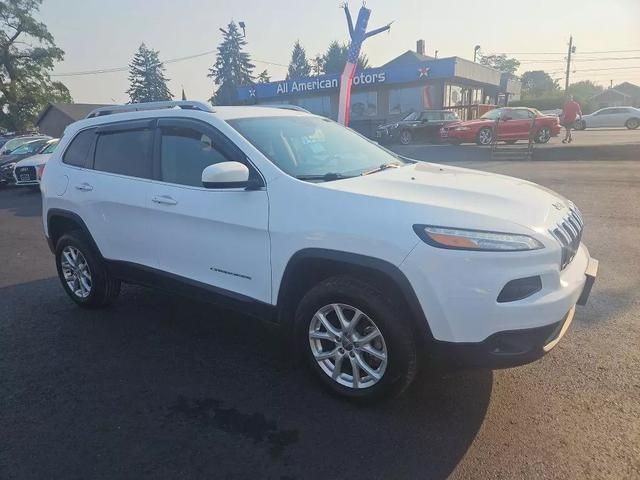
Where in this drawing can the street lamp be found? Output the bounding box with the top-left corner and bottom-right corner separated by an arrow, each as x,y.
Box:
474,45 -> 481,63
239,21 -> 246,37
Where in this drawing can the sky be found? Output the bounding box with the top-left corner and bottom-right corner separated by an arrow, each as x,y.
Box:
38,0 -> 640,104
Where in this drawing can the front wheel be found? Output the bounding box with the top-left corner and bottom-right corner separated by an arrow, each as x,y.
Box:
295,276 -> 417,402
399,130 -> 413,145
476,127 -> 494,145
626,118 -> 639,130
534,127 -> 551,144
55,231 -> 121,308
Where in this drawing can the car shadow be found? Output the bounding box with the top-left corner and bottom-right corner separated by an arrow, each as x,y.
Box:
0,185 -> 41,217
0,278 -> 492,480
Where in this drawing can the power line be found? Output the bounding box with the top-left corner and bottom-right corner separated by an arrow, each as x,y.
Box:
488,49 -> 640,55
51,49 -> 288,77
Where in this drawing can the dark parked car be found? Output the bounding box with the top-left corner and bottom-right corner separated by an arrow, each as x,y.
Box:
0,138 -> 52,185
375,110 -> 459,145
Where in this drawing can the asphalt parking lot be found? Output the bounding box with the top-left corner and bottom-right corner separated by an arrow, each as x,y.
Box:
1,158 -> 639,479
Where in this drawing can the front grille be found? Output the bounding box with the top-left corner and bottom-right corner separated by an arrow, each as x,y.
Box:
550,205 -> 584,270
15,166 -> 36,182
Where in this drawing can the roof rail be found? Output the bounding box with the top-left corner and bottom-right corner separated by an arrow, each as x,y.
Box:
86,101 -> 214,118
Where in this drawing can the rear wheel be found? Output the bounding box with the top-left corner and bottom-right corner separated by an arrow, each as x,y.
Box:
295,276 -> 417,402
399,130 -> 413,145
476,127 -> 493,145
534,127 -> 551,144
625,118 -> 639,130
55,231 -> 121,308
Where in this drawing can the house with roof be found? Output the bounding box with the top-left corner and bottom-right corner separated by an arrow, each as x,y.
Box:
36,103 -> 112,137
591,82 -> 640,109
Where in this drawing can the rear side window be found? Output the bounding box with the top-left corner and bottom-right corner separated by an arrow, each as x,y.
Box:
94,129 -> 153,179
443,112 -> 458,121
63,130 -> 95,167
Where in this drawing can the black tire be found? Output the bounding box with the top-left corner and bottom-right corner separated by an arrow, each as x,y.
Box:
55,231 -> 121,308
534,127 -> 551,144
294,276 -> 417,402
476,127 -> 493,145
625,118 -> 639,130
574,120 -> 586,131
505,140 -> 517,145
399,130 -> 413,145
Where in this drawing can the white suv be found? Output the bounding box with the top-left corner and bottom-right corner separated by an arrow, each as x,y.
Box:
41,101 -> 598,401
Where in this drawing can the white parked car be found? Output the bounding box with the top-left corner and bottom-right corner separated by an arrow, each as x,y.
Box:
13,139 -> 59,186
41,101 -> 598,401
575,106 -> 640,130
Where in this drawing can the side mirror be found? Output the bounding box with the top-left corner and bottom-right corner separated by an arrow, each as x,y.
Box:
202,161 -> 251,189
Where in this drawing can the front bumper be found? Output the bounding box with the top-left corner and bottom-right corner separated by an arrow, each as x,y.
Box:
440,127 -> 474,143
431,306 -> 575,369
401,240 -> 597,344
375,128 -> 399,143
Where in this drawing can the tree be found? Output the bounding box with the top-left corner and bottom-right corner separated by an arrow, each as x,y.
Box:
257,69 -> 270,84
0,0 -> 72,132
322,41 -> 369,75
311,55 -> 324,76
126,43 -> 172,103
568,80 -> 603,102
521,70 -> 560,98
208,21 -> 254,105
286,40 -> 311,79
479,53 -> 520,75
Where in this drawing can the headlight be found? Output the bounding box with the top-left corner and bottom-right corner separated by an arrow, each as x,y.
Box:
413,225 -> 544,251
455,126 -> 471,131
390,123 -> 399,129
4,162 -> 16,170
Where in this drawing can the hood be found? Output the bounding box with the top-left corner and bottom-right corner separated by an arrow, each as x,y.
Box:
0,153 -> 25,166
323,162 -> 569,230
15,153 -> 50,167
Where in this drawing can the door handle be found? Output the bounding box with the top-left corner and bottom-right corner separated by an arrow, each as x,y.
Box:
152,195 -> 178,206
75,182 -> 93,192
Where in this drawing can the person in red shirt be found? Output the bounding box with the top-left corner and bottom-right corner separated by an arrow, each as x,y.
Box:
561,95 -> 582,143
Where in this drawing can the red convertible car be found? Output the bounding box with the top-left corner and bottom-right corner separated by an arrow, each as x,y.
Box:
440,107 -> 561,145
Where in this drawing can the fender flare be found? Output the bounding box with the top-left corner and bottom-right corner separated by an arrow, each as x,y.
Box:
46,208 -> 103,258
277,248 -> 433,341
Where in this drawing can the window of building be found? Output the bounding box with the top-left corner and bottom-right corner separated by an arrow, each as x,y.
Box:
445,84 -> 484,107
350,91 -> 378,118
389,87 -> 424,115
159,125 -> 230,187
94,128 -> 153,179
63,129 -> 95,168
297,96 -> 332,117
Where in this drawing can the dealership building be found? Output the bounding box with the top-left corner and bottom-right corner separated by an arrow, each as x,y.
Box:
237,41 -> 521,136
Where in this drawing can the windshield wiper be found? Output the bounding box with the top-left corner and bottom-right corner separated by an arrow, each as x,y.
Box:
360,163 -> 401,176
295,172 -> 353,182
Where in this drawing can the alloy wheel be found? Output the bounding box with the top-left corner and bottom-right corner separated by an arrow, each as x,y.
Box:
400,131 -> 412,145
60,246 -> 92,298
308,303 -> 388,389
478,128 -> 493,145
537,128 -> 551,143
627,119 -> 639,129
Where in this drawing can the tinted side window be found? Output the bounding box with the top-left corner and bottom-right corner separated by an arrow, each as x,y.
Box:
63,129 -> 95,167
443,112 -> 457,121
159,125 -> 230,187
511,110 -> 533,119
94,129 -> 153,179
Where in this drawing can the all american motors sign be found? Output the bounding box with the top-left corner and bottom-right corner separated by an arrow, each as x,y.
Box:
275,71 -> 387,95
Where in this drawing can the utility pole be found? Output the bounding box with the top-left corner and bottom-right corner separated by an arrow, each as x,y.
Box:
565,35 -> 574,92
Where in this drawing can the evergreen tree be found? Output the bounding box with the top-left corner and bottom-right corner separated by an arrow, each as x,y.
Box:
322,41 -> 369,75
208,21 -> 254,105
126,43 -> 172,103
286,41 -> 311,79
257,70 -> 271,84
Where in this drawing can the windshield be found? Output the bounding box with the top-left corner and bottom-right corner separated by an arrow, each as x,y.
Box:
12,141 -> 43,154
402,112 -> 419,121
480,109 -> 503,120
229,116 -> 407,180
41,141 -> 58,154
